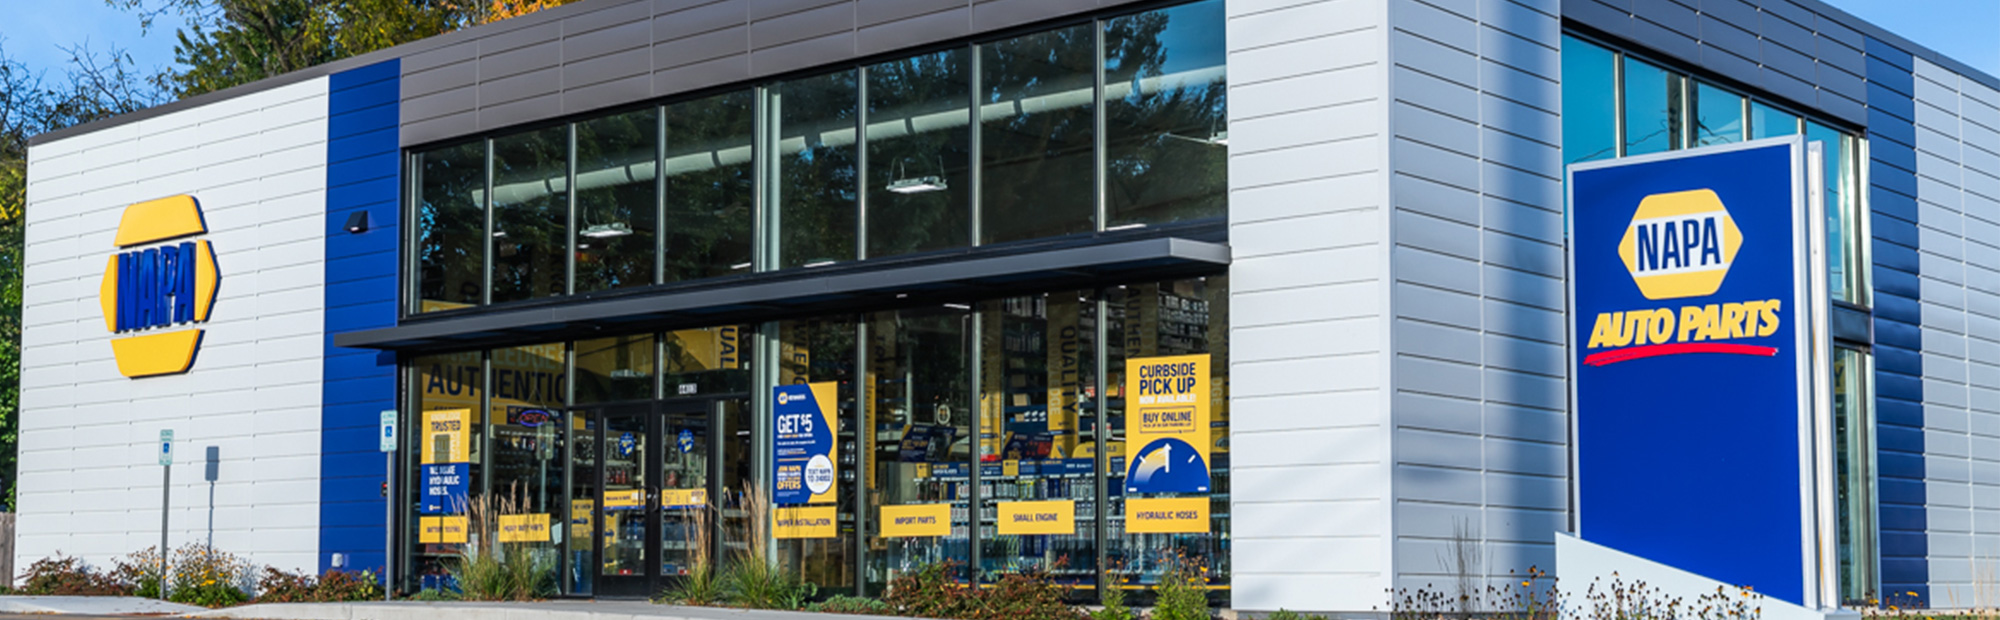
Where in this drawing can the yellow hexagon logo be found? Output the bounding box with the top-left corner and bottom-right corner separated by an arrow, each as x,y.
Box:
97,195 -> 219,378
1616,189 -> 1742,300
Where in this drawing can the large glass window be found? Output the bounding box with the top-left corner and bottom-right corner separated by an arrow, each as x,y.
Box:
981,26 -> 1097,243
408,3 -> 1229,311
1808,121 -> 1862,303
1621,57 -> 1683,156
866,49 -> 973,258
407,351 -> 485,589
865,306 -> 974,589
664,325 -> 752,397
574,334 -> 657,404
1104,0 -> 1228,227
776,318 -> 859,591
414,142 -> 486,312
486,342 -> 568,589
1692,82 -> 1744,147
1105,277 -> 1228,601
1560,35 -> 1617,166
490,126 -> 572,302
1833,347 -> 1876,603
772,72 -> 860,269
574,109 -> 659,292
665,91 -> 756,281
974,292 -> 1099,585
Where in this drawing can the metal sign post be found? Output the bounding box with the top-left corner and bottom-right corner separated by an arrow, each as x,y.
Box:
379,410 -> 396,601
158,429 -> 172,599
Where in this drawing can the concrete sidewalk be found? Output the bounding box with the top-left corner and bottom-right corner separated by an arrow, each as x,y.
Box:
0,595 -> 208,615
192,601 -> 899,620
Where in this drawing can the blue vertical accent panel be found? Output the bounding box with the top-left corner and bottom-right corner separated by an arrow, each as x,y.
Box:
1866,35 -> 1927,606
321,59 -> 401,576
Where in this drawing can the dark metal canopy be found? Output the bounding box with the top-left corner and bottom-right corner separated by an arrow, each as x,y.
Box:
335,236 -> 1230,353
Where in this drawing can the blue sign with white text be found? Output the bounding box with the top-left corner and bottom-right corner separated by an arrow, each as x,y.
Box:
772,383 -> 837,506
1569,137 -> 1811,605
420,463 -> 469,515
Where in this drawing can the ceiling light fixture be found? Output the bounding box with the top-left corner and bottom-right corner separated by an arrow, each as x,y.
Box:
886,175 -> 948,194
580,222 -> 633,238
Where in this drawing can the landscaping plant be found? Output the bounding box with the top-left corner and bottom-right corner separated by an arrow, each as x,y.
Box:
254,567 -> 383,603
16,553 -> 130,596
1091,581 -> 1134,620
808,594 -> 898,615
1150,555 -> 1210,620
658,500 -> 720,605
166,543 -> 250,607
716,484 -> 815,609
450,488 -> 555,601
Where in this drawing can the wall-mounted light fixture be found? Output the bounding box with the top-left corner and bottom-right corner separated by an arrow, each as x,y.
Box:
344,211 -> 369,234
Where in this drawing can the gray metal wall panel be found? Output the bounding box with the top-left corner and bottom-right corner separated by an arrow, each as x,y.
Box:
1388,0 -> 1566,598
390,0 -> 1153,146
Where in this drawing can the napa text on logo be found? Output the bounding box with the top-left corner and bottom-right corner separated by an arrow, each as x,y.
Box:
96,195 -> 219,378
1583,189 -> 1781,366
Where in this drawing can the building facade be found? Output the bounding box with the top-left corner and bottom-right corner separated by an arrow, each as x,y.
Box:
15,0 -> 2000,612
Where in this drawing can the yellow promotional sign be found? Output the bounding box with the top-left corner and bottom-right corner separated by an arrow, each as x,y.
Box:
661,488 -> 707,509
604,489 -> 644,510
422,409 -> 471,464
498,514 -> 550,543
419,516 -> 469,544
880,503 -> 951,538
1124,355 -> 1211,494
99,194 -> 220,378
1125,497 -> 1210,534
570,499 -> 594,539
774,505 -> 838,539
996,500 -> 1075,536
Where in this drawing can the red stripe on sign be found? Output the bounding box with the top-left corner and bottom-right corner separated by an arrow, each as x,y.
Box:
1583,342 -> 1780,366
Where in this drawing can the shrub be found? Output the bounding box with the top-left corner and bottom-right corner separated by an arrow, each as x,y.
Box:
969,569 -> 1083,620
111,547 -> 165,598
808,594 -> 897,615
410,587 -> 460,601
255,567 -> 382,603
449,489 -> 556,601
884,562 -> 976,619
166,543 -> 250,608
713,485 -> 814,610
1151,557 -> 1210,620
1092,585 -> 1134,620
1267,611 -> 1328,620
657,504 -> 719,606
17,554 -> 131,596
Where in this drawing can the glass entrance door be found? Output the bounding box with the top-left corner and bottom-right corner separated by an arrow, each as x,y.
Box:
591,399 -> 724,598
596,406 -> 654,597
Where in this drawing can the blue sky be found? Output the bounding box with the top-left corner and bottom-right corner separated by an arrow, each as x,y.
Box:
2,1 -> 185,79
0,1 -> 1994,86
1825,0 -> 2000,77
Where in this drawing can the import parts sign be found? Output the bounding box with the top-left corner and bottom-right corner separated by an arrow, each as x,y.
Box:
1568,137 -> 1821,605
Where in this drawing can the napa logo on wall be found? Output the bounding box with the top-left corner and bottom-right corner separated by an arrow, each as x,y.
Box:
1568,136 -> 1820,606
96,195 -> 220,378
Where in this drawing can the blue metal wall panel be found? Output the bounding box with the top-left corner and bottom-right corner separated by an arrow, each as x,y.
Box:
320,59 -> 401,577
1867,35 -> 1928,603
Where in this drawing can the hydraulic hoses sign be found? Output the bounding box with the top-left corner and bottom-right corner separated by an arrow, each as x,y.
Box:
1568,137 -> 1817,605
97,195 -> 220,378
773,382 -> 837,538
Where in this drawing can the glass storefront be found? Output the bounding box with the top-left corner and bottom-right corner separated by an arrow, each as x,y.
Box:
398,278 -> 1230,604
405,0 -> 1228,315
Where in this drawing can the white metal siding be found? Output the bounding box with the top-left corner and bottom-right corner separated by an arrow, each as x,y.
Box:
17,77 -> 331,577
1911,57 -> 2000,607
1226,0 -> 1395,611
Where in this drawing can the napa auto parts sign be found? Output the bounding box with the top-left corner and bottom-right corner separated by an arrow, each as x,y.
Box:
1568,136 -> 1820,606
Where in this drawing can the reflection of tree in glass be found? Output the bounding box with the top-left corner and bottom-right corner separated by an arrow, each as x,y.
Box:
574,110 -> 658,293
491,126 -> 569,302
665,91 -> 755,281
981,25 -> 1096,243
1105,1 -> 1228,227
775,71 -> 859,268
416,141 -> 486,310
867,49 -> 972,259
